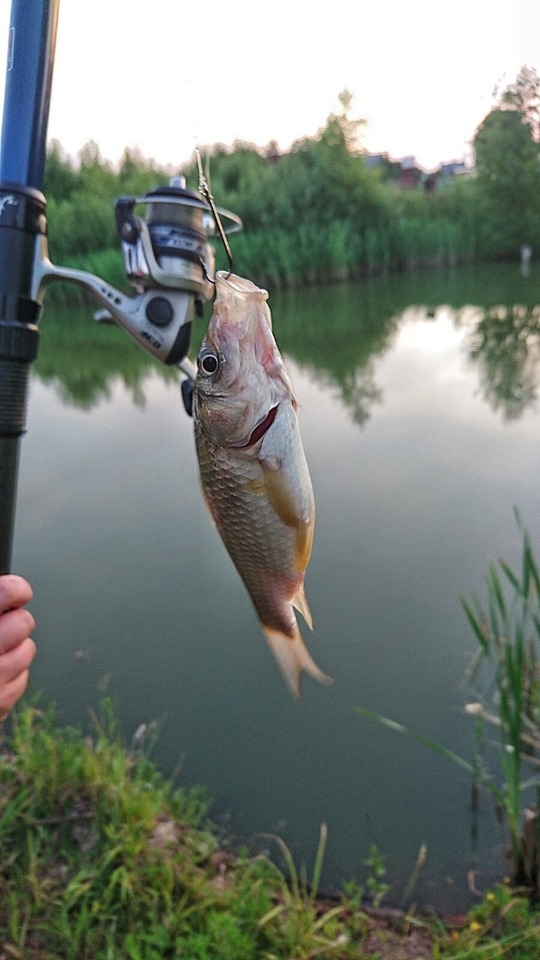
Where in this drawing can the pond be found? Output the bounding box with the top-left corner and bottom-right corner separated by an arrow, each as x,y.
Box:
11,262 -> 540,913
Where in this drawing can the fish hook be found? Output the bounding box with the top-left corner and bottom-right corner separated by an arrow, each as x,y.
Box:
196,148 -> 234,279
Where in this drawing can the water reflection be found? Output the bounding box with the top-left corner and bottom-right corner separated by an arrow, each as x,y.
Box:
466,304 -> 540,420
39,263 -> 540,426
37,308 -> 174,409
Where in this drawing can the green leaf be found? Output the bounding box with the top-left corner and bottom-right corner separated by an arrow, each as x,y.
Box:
355,708 -> 507,808
461,598 -> 490,652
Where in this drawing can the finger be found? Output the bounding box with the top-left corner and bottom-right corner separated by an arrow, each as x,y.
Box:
0,637 -> 37,684
0,576 -> 33,615
0,608 -> 36,655
0,669 -> 31,722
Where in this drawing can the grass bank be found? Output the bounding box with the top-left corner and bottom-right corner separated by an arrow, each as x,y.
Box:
2,700 -> 540,958
43,221 -> 479,307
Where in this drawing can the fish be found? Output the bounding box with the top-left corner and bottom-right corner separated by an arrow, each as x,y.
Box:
192,271 -> 331,698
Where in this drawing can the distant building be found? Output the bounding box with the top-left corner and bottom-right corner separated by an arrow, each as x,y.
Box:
364,152 -> 387,169
364,152 -> 473,190
398,156 -> 423,189
435,160 -> 468,186
363,152 -> 403,182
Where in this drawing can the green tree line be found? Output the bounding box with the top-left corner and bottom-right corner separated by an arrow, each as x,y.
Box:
43,70 -> 540,296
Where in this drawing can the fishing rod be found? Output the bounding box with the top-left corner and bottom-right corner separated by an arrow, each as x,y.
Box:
0,0 -> 241,574
0,0 -> 58,574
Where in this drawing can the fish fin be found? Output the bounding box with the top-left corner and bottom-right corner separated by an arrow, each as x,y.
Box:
262,624 -> 332,699
292,584 -> 313,630
261,463 -> 314,532
295,516 -> 314,575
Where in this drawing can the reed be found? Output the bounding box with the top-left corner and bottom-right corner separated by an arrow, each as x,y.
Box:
227,216 -> 476,290
359,517 -> 540,897
462,515 -> 540,890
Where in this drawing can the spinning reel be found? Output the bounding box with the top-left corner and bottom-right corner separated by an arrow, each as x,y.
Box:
32,174 -> 242,365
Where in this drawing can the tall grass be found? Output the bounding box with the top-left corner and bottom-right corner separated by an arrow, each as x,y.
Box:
0,700 -> 394,958
462,516 -> 540,890
0,700 -> 269,958
44,215 -> 478,305
229,216 -> 476,291
359,518 -> 540,898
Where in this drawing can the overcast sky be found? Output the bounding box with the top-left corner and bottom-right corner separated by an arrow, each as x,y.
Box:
1,0 -> 538,171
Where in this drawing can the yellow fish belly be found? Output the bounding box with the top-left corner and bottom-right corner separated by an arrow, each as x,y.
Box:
195,428 -> 331,697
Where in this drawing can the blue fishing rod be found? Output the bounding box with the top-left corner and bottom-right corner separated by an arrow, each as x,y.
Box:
0,0 -> 241,575
0,0 -> 59,573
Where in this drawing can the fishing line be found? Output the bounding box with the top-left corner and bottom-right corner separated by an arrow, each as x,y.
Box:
195,147 -> 234,278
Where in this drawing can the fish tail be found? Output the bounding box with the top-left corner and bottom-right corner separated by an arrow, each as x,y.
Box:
262,624 -> 333,699
292,583 -> 313,630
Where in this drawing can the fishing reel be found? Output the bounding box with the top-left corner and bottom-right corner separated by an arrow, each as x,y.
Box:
33,175 -> 241,366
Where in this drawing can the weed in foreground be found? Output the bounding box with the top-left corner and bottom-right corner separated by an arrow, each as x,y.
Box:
436,882 -> 540,958
0,700 -> 271,958
0,700 -> 393,958
358,516 -> 540,902
462,515 -> 540,890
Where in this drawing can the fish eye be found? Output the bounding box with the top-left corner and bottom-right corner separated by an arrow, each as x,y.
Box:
199,349 -> 220,377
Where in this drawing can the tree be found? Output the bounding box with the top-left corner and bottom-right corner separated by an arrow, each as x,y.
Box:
473,106 -> 540,254
44,139 -> 78,201
495,65 -> 540,141
317,88 -> 367,154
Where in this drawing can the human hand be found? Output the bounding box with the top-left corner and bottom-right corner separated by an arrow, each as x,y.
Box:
0,576 -> 37,722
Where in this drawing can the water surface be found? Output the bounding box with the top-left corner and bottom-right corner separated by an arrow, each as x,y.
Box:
12,263 -> 540,912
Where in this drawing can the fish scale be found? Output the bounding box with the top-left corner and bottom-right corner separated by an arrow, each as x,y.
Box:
193,272 -> 332,698
195,435 -> 299,634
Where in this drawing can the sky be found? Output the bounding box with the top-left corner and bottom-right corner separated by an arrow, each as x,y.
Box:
0,0 -> 539,173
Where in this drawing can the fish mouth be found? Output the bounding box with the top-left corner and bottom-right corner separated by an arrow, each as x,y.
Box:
216,271 -> 268,297
231,404 -> 279,449
215,271 -> 269,307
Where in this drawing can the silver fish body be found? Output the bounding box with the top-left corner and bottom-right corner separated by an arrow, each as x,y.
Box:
193,272 -> 330,697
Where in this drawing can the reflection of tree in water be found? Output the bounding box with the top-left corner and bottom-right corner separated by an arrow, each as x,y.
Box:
340,361 -> 383,425
466,304 -> 540,420
36,305 -> 177,409
39,291 -> 395,423
311,360 -> 383,426
275,281 -> 399,426
36,267 -> 540,425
